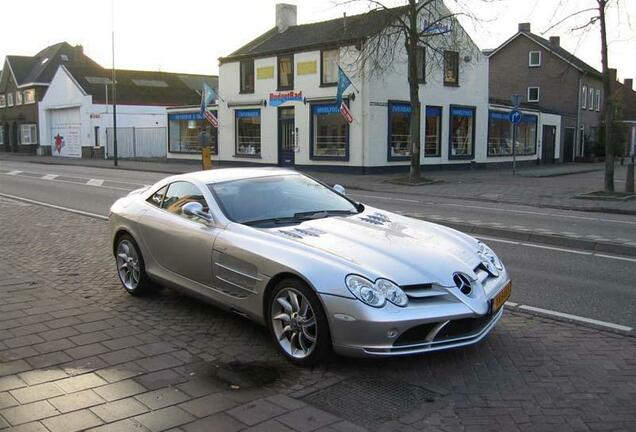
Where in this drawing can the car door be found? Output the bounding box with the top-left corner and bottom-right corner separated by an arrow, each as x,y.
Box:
140,181 -> 219,288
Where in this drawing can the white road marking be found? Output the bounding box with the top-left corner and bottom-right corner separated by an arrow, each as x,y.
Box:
2,169 -> 147,187
504,301 -> 518,307
0,192 -> 107,221
595,254 -> 636,263
86,179 -> 104,187
521,243 -> 592,255
41,174 -> 59,180
7,170 -> 22,175
4,173 -> 133,192
517,305 -> 633,332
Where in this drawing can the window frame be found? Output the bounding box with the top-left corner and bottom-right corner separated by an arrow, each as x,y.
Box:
7,93 -> 14,107
309,99 -> 350,161
595,89 -> 601,111
167,111 -> 219,155
527,86 -> 540,102
581,85 -> 587,109
487,110 -> 538,157
320,48 -> 339,87
159,181 -> 210,221
528,51 -> 541,67
23,89 -> 36,104
234,109 -> 262,158
416,46 -> 426,83
443,50 -> 459,87
448,105 -> 476,160
239,59 -> 255,94
277,54 -> 294,91
589,87 -> 594,110
0,126 -> 4,145
146,185 -> 168,208
20,124 -> 37,145
15,91 -> 23,106
0,94 -> 5,108
387,100 -> 412,162
424,105 -> 443,158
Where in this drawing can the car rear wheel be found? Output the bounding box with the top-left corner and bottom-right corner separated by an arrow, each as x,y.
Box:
115,234 -> 152,296
269,278 -> 331,366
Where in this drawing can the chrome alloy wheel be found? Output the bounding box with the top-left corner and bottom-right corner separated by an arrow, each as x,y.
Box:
116,240 -> 141,290
271,288 -> 317,359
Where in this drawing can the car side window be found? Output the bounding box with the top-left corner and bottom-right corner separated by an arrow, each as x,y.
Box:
161,181 -> 209,218
147,185 -> 168,207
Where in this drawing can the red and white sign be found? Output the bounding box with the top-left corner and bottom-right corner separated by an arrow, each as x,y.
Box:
340,102 -> 353,124
203,110 -> 219,128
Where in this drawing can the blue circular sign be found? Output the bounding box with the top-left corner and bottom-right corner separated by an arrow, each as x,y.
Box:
509,110 -> 522,124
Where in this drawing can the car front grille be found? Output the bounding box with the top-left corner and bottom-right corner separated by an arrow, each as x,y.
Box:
394,313 -> 496,347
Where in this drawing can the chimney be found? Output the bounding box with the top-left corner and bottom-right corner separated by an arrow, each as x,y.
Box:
276,3 -> 297,33
549,36 -> 560,47
518,23 -> 531,33
625,78 -> 633,90
609,68 -> 617,83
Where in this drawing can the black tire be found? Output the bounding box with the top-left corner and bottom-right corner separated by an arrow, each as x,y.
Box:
267,277 -> 332,366
114,233 -> 153,296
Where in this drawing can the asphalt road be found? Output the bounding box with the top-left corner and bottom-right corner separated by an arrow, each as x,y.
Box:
1,160 -> 635,328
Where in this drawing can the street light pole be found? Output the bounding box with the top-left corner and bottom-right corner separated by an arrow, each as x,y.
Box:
111,0 -> 118,167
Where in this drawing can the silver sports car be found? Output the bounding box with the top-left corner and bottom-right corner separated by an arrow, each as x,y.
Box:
109,168 -> 511,365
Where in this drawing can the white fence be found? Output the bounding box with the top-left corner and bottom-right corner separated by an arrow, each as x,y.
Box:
106,127 -> 167,158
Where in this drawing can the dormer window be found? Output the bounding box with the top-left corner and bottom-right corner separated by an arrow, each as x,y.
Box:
529,51 -> 541,67
60,54 -> 69,61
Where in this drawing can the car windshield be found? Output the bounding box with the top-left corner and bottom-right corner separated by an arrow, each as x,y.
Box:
208,174 -> 359,226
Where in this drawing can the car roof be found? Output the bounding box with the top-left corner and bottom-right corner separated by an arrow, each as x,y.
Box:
166,167 -> 301,185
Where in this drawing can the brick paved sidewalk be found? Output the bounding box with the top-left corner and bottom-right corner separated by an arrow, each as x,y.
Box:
1,199 -> 635,432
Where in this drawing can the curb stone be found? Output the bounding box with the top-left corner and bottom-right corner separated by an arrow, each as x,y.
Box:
406,213 -> 636,258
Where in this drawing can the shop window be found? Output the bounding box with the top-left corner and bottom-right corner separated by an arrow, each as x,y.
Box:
387,102 -> 411,160
0,94 -> 5,108
527,87 -> 540,102
311,102 -> 348,160
23,89 -> 36,104
235,109 -> 261,156
20,124 -> 37,145
416,46 -> 426,83
487,110 -> 537,157
321,49 -> 339,86
7,93 -> 14,107
449,106 -> 475,159
424,106 -> 442,157
278,54 -> 294,90
168,112 -> 218,154
240,59 -> 255,93
443,51 -> 459,86
528,51 -> 541,67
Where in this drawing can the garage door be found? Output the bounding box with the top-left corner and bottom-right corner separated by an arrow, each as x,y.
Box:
50,108 -> 81,158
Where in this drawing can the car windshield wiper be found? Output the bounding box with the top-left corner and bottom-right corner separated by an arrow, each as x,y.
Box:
243,210 -> 357,227
293,210 -> 358,220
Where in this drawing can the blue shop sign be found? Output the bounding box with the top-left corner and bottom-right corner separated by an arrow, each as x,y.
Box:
313,104 -> 340,115
236,109 -> 261,118
168,112 -> 205,121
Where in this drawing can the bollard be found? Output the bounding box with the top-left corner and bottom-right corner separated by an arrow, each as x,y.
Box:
201,147 -> 212,170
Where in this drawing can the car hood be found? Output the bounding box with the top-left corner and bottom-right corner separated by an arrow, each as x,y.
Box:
269,207 -> 481,287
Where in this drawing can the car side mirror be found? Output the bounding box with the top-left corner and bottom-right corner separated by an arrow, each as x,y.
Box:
182,202 -> 214,223
333,184 -> 346,195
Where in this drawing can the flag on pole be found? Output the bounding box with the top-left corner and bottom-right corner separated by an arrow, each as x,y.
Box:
200,83 -> 219,127
335,66 -> 352,106
340,102 -> 353,124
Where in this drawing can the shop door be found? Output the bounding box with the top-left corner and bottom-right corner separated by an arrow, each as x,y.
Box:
541,125 -> 556,164
278,107 -> 295,167
563,128 -> 575,162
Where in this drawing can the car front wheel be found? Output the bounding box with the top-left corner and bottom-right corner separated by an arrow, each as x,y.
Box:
115,234 -> 152,296
269,278 -> 332,366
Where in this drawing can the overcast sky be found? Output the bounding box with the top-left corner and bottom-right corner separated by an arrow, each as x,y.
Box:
0,0 -> 634,82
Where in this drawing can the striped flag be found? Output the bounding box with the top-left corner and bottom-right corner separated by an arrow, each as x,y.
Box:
339,101 -> 353,124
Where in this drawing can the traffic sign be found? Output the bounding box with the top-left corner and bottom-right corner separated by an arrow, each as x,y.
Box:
509,110 -> 522,125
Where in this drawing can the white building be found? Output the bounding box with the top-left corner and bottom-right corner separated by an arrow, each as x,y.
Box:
193,2 -> 557,172
38,65 -> 216,158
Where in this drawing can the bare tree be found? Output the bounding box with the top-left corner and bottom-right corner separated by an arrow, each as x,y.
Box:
544,0 -> 626,192
339,0 -> 488,182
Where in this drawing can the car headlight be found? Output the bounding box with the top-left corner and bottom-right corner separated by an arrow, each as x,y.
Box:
345,275 -> 408,308
478,242 -> 503,272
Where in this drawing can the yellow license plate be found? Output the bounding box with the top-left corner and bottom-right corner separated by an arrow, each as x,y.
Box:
491,281 -> 512,313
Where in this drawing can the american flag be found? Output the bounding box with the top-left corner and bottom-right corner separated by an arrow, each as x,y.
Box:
203,111 -> 219,128
339,101 -> 353,123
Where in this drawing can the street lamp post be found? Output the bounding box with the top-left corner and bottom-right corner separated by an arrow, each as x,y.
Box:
111,0 -> 118,167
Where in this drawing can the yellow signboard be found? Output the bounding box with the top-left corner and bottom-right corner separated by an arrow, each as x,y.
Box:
297,61 -> 317,75
257,66 -> 274,79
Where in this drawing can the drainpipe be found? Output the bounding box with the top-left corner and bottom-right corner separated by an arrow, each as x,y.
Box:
575,76 -> 582,161
361,61 -> 366,174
